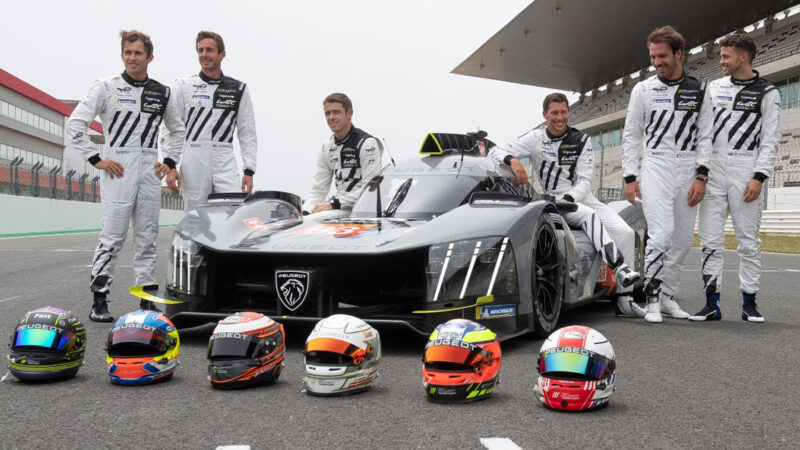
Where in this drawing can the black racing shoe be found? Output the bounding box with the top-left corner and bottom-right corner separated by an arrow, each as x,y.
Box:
90,297 -> 114,322
742,299 -> 765,323
614,264 -> 641,289
689,303 -> 721,321
139,300 -> 161,312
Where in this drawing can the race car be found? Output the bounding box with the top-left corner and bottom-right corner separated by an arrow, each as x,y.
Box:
133,132 -> 646,339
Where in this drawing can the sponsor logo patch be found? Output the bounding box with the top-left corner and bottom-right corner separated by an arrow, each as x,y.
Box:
563,330 -> 585,339
275,271 -> 310,311
116,98 -> 137,104
476,304 -> 516,319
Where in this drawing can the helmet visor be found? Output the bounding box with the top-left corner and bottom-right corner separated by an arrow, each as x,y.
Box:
208,334 -> 260,359
14,328 -> 72,350
107,326 -> 170,357
305,338 -> 367,365
424,343 -> 491,370
539,350 -> 615,380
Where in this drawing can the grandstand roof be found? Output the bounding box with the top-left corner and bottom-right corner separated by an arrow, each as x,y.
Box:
453,0 -> 800,93
0,68 -> 102,133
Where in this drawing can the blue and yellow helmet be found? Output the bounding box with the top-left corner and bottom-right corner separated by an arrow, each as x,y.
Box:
423,319 -> 502,403
106,310 -> 180,386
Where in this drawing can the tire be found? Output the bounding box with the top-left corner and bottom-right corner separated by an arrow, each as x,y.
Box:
531,213 -> 564,338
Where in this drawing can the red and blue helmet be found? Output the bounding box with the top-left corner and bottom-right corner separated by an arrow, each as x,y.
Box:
423,319 -> 502,403
106,310 -> 180,386
8,307 -> 86,381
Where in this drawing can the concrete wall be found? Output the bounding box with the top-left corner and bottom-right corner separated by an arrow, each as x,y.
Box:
0,193 -> 184,236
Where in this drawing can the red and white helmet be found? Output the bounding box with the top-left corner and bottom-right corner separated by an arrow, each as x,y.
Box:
533,325 -> 616,411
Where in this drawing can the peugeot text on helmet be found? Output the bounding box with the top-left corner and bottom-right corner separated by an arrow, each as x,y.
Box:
106,310 -> 180,386
8,307 -> 86,381
303,314 -> 381,396
423,319 -> 502,403
534,325 -> 616,411
207,312 -> 285,389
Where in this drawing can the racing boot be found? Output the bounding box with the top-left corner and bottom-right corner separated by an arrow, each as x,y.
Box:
90,293 -> 114,322
615,295 -> 646,318
644,294 -> 662,323
741,293 -> 765,323
689,293 -> 722,321
659,294 -> 690,319
139,300 -> 161,312
614,264 -> 641,289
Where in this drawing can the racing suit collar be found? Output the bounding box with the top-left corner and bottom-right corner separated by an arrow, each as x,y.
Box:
657,72 -> 686,86
334,124 -> 357,145
121,71 -> 149,87
199,71 -> 224,85
731,70 -> 759,86
545,127 -> 568,142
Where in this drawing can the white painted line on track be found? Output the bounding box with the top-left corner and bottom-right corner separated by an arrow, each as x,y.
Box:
480,437 -> 522,450
216,446 -> 250,450
0,296 -> 20,304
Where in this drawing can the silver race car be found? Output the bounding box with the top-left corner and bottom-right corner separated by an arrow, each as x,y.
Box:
133,132 -> 646,339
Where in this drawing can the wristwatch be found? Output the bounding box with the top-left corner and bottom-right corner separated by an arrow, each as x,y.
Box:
696,176 -> 708,184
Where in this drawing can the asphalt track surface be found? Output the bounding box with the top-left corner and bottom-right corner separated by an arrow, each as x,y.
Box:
1,228 -> 799,449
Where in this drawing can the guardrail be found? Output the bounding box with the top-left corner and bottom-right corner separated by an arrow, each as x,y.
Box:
694,210 -> 800,235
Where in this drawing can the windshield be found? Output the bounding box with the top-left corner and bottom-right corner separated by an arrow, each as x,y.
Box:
351,173 -> 524,220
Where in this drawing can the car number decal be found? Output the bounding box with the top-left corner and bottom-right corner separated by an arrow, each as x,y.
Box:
292,223 -> 376,237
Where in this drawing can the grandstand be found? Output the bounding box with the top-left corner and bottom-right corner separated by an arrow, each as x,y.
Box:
453,0 -> 800,201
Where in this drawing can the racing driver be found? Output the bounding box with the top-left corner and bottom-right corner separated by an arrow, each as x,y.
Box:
304,93 -> 383,215
67,30 -> 185,321
491,93 -> 643,313
164,31 -> 258,212
691,34 -> 780,323
622,25 -> 713,323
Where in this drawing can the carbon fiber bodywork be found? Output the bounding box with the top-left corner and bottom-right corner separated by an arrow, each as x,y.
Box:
154,146 -> 646,339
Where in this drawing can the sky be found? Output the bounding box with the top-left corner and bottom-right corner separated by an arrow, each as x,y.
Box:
2,0 -> 565,196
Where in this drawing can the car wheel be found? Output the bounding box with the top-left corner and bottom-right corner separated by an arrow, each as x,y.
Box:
531,213 -> 564,338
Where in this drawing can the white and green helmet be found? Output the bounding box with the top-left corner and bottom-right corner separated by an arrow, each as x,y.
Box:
303,314 -> 381,396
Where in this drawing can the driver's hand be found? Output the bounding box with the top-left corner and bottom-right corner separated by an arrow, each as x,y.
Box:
312,202 -> 333,214
509,158 -> 529,186
625,180 -> 641,206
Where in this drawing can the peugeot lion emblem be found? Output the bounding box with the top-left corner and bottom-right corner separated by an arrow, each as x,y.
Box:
275,271 -> 310,311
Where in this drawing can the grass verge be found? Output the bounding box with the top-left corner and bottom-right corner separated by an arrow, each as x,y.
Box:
692,233 -> 800,254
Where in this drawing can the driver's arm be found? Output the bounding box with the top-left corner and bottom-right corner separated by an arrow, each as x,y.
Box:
304,143 -> 333,214
336,137 -> 384,209
563,134 -> 593,202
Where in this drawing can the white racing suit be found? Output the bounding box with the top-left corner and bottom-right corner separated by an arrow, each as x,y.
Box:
699,73 -> 780,295
67,72 -> 185,294
304,126 -> 383,213
490,127 -> 635,293
622,73 -> 713,298
164,73 -> 257,212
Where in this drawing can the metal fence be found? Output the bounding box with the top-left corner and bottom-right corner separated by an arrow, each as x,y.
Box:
0,158 -> 183,210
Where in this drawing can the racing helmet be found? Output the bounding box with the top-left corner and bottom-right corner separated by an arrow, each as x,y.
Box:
106,310 -> 180,386
534,325 -> 616,411
423,319 -> 502,403
207,312 -> 285,389
8,307 -> 86,381
303,314 -> 381,396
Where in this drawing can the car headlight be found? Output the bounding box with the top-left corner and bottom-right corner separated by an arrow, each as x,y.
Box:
425,236 -> 517,303
167,234 -> 206,295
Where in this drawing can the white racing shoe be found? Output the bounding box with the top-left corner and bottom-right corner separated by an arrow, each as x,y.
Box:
615,295 -> 646,318
644,297 -> 662,323
660,294 -> 690,319
614,264 -> 641,289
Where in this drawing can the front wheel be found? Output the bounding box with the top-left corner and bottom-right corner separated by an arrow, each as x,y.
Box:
531,213 -> 564,338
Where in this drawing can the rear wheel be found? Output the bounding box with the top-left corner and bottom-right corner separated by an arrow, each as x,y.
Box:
531,213 -> 564,338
